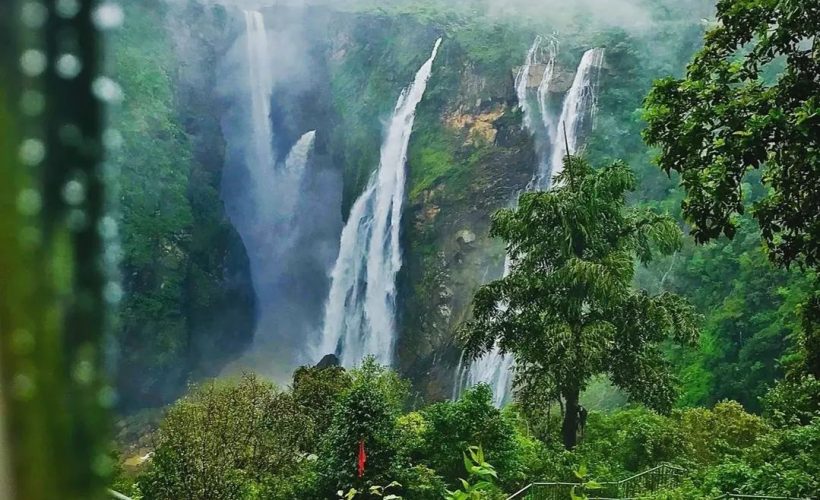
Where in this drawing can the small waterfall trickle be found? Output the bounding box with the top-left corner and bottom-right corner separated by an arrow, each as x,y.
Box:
452,350 -> 466,401
456,41 -> 605,406
317,38 -> 443,367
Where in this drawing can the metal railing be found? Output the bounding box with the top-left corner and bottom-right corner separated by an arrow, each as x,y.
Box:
713,495 -> 815,500
508,462 -> 819,500
507,463 -> 685,500
109,489 -> 134,500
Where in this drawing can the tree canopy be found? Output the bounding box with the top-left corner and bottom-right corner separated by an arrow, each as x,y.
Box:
462,156 -> 699,449
643,0 -> 820,380
643,0 -> 819,270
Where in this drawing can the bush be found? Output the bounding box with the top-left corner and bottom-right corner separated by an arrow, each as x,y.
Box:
677,401 -> 770,464
577,407 -> 688,477
504,405 -> 575,483
396,411 -> 428,459
292,364 -> 353,445
399,464 -> 448,500
139,374 -> 312,500
699,419 -> 820,498
314,358 -> 408,497
761,374 -> 820,428
417,385 -> 524,490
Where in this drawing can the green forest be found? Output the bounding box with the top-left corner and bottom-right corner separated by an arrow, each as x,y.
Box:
0,0 -> 817,499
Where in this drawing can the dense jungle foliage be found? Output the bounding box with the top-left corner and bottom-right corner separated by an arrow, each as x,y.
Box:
5,0 -> 819,499
104,0 -> 813,413
15,0 -> 805,497
117,360 -> 819,499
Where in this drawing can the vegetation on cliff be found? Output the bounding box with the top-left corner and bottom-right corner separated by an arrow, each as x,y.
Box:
110,0 -> 254,408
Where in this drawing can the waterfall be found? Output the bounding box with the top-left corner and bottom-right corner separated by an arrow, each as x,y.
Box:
514,36 -> 543,132
465,346 -> 516,407
537,44 -> 557,135
533,40 -> 559,189
279,130 -> 316,217
284,130 -> 316,173
456,43 -> 605,406
243,10 -> 274,195
317,38 -> 443,367
452,350 -> 465,401
219,9 -> 329,380
546,48 -> 605,186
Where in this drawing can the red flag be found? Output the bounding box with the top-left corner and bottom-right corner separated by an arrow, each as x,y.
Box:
357,439 -> 367,478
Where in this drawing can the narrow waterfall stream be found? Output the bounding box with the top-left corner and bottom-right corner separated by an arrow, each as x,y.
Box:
514,36 -> 545,132
317,38 -> 443,367
243,10 -> 274,187
546,48 -> 606,185
456,42 -> 605,406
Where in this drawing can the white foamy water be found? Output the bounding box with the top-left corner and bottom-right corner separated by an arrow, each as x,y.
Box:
317,39 -> 443,367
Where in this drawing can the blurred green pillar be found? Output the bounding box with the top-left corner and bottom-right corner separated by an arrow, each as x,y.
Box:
0,0 -> 113,499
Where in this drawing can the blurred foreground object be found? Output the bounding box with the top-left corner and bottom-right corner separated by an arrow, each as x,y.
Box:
1,0 -> 114,498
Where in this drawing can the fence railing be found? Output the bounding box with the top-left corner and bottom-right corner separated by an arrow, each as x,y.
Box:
507,463 -> 818,500
507,463 -> 685,500
713,495 -> 815,500
109,489 -> 134,500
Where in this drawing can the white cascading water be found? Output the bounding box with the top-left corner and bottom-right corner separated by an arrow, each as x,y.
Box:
455,42 -> 605,406
317,38 -> 443,367
546,48 -> 605,186
457,255 -> 515,406
536,43 -> 558,136
220,10 -> 323,380
533,40 -> 559,189
284,130 -> 317,172
232,9 -> 318,281
243,10 -> 275,205
278,130 -> 317,218
514,36 -> 544,132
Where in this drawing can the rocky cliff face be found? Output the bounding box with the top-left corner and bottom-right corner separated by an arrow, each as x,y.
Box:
398,57 -> 536,400
270,11 -> 541,400
114,0 -> 679,406
113,0 -> 255,408
167,1 -> 257,386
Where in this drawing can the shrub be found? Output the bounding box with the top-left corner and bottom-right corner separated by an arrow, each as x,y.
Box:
399,465 -> 448,500
139,374 -> 312,500
761,374 -> 820,428
702,419 -> 820,497
292,364 -> 353,443
677,401 -> 770,464
577,407 -> 688,477
314,358 -> 408,497
418,385 -> 524,490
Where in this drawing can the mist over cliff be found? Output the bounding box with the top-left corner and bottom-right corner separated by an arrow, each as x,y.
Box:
110,0 -> 776,410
